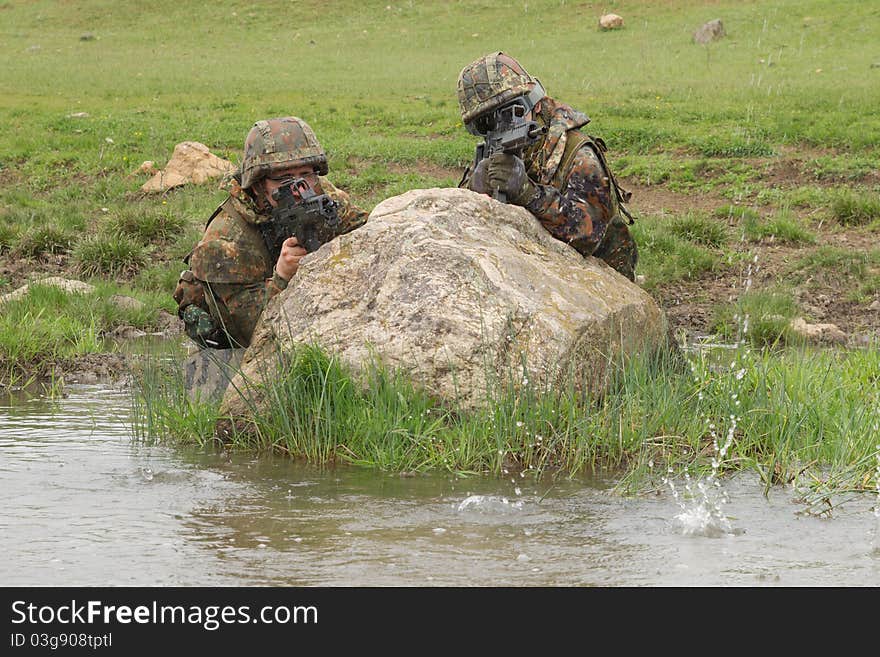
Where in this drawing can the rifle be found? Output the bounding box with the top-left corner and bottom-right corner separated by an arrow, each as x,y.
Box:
261,177 -> 344,257
472,101 -> 546,202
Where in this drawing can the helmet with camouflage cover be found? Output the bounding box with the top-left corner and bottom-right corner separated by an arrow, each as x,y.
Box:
239,116 -> 329,190
456,52 -> 546,130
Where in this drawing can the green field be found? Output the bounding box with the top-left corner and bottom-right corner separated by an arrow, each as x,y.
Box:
2,0 -> 880,496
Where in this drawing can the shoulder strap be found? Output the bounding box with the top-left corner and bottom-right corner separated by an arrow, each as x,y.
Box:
205,202 -> 225,229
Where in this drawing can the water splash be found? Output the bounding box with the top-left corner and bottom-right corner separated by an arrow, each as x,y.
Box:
665,368 -> 743,538
456,494 -> 523,512
664,463 -> 738,538
667,276 -> 751,538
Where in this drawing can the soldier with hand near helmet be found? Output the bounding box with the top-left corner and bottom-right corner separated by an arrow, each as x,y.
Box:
457,52 -> 638,282
173,116 -> 367,349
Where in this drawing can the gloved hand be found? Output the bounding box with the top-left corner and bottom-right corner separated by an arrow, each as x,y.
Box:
467,158 -> 491,196
486,152 -> 536,206
182,304 -> 217,341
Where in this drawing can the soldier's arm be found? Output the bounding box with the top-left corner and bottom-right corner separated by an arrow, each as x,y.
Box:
318,176 -> 368,233
524,145 -> 617,257
201,277 -> 287,348
184,213 -> 285,348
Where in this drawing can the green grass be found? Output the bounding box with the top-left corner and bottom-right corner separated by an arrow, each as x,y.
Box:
667,213 -> 730,247
691,135 -> 775,158
830,189 -> 880,226
714,204 -> 761,223
788,247 -> 880,284
805,155 -> 880,182
710,289 -> 801,347
0,282 -> 171,386
0,222 -> 19,254
786,246 -> 880,302
72,234 -> 148,277
741,209 -> 817,244
135,261 -> 187,298
630,214 -> 719,288
752,185 -> 828,209
0,285 -> 102,383
13,225 -> 74,257
2,0 -> 879,182
105,203 -> 188,243
131,340 -> 880,503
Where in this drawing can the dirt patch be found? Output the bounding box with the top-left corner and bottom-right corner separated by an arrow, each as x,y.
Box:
62,352 -> 132,385
0,168 -> 25,188
624,149 -> 879,220
387,160 -> 462,182
627,170 -> 880,344
345,156 -> 461,182
760,158 -> 807,188
625,181 -> 728,217
0,255 -> 71,293
648,229 -> 880,343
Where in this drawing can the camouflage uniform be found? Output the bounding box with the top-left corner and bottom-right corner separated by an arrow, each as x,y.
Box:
173,117 -> 367,349
458,53 -> 638,281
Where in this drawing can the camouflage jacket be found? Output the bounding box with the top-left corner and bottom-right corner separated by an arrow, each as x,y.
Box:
174,177 -> 367,348
462,96 -> 636,275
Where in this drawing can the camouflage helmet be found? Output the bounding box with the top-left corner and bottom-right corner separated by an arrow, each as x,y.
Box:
239,116 -> 329,190
456,52 -> 546,127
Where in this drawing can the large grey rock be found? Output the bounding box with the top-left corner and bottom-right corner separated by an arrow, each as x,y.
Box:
220,188 -> 668,420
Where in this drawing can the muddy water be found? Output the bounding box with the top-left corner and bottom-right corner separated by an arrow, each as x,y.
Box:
1,383 -> 879,587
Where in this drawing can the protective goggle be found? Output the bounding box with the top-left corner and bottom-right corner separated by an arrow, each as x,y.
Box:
466,80 -> 545,136
269,175 -> 320,204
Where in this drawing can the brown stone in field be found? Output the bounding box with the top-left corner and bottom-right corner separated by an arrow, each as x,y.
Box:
134,160 -> 158,176
140,141 -> 236,193
789,317 -> 847,345
694,19 -> 725,44
599,14 -> 624,30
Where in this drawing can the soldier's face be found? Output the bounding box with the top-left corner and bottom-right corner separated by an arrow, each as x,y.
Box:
259,164 -> 319,208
